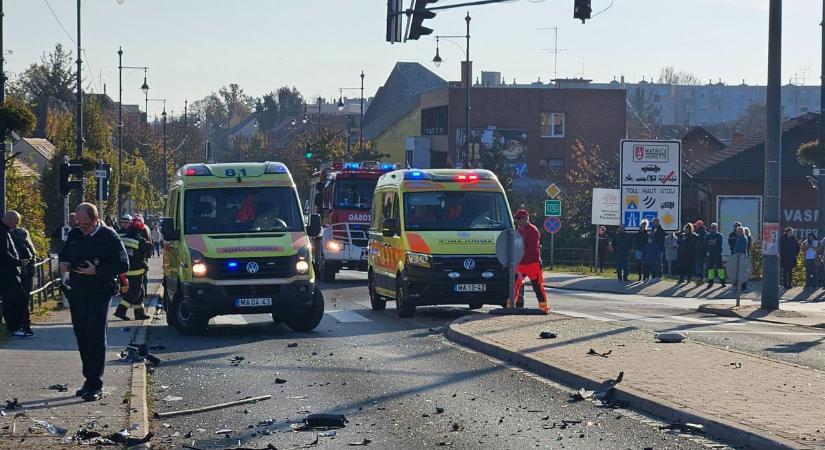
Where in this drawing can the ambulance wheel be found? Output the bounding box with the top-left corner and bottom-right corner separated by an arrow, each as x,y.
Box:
396,278 -> 415,318
172,292 -> 208,335
368,270 -> 386,311
468,302 -> 484,310
319,255 -> 336,283
286,288 -> 324,332
165,286 -> 179,327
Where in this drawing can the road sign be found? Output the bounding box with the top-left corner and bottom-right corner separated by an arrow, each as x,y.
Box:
543,216 -> 561,234
544,199 -> 561,217
95,169 -> 108,178
620,140 -> 681,231
591,188 -> 620,225
545,183 -> 561,199
496,229 -> 524,267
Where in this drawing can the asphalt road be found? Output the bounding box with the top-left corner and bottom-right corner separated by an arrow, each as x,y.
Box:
147,271 -> 730,450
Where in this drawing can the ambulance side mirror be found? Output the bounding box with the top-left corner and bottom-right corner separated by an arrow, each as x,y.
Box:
160,218 -> 179,242
382,218 -> 398,237
308,214 -> 322,238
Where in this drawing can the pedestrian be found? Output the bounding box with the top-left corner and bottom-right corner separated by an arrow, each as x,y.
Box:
676,223 -> 697,283
651,218 -> 666,280
641,235 -> 661,283
512,209 -> 549,313
117,214 -> 132,235
741,226 -> 753,290
59,203 -> 129,402
114,217 -> 153,321
633,220 -> 650,281
595,225 -> 608,272
705,222 -> 726,287
803,232 -> 818,288
779,227 -> 800,289
611,224 -> 631,282
732,226 -> 750,291
1,211 -> 32,338
694,220 -> 707,282
51,212 -> 77,254
7,211 -> 36,333
728,221 -> 742,254
150,223 -> 163,258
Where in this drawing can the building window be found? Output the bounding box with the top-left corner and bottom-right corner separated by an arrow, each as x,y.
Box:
540,112 -> 565,138
421,106 -> 448,136
406,149 -> 414,168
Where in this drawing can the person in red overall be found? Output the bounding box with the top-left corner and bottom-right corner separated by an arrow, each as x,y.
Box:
512,209 -> 549,313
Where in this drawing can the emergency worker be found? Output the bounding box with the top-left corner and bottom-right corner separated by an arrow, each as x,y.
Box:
114,216 -> 152,321
512,209 -> 549,313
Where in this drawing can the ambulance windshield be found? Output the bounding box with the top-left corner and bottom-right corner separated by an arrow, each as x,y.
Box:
184,187 -> 303,234
403,191 -> 512,231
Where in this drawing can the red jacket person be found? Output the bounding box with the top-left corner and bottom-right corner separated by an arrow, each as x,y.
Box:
513,209 -> 549,313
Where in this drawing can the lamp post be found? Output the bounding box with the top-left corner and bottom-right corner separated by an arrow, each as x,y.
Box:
338,77 -> 365,159
296,97 -> 323,161
75,0 -> 82,160
117,46 -> 148,217
147,98 -> 167,195
432,13 -> 472,167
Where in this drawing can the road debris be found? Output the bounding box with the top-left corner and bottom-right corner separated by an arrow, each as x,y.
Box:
661,422 -> 706,434
587,348 -> 612,358
275,378 -> 287,384
119,342 -> 161,365
301,413 -> 348,429
162,395 -> 183,402
539,331 -> 557,339
4,398 -> 20,410
32,418 -> 68,436
571,372 -> 624,402
47,383 -> 68,392
155,394 -> 272,418
730,362 -> 742,369
230,356 -> 246,366
656,332 -> 686,343
348,438 -> 372,445
287,342 -> 298,348
435,406 -> 445,414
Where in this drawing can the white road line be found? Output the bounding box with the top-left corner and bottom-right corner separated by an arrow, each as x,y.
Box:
607,312 -> 679,323
211,315 -> 248,326
327,310 -> 372,323
662,315 -> 716,324
553,310 -> 613,322
679,330 -> 825,336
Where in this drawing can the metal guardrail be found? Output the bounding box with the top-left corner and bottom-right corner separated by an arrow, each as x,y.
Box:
0,255 -> 61,326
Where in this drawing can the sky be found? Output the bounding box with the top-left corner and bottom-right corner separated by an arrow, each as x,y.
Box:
6,0 -> 823,120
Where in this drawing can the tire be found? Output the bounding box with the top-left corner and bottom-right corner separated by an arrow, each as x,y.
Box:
171,290 -> 208,335
368,270 -> 386,311
468,302 -> 484,310
320,254 -> 336,283
396,277 -> 415,318
270,312 -> 283,323
285,288 -> 325,332
165,285 -> 179,327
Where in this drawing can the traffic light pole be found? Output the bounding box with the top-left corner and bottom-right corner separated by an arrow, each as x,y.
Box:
464,13 -> 471,168
75,0 -> 83,160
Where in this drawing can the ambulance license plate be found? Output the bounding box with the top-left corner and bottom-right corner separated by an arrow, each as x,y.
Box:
235,297 -> 272,307
454,284 -> 486,292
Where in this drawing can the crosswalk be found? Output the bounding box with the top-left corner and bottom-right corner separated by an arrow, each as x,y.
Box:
552,309 -> 747,327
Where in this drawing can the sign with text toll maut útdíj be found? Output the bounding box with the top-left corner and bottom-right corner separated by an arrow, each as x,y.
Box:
620,140 -> 681,231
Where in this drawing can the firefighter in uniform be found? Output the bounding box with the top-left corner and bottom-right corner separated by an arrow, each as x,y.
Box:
59,203 -> 129,401
114,216 -> 152,321
512,209 -> 550,313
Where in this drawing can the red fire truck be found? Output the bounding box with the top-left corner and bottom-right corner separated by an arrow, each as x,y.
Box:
309,161 -> 397,282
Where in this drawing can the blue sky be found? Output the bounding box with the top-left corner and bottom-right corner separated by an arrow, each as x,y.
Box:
7,0 -> 822,119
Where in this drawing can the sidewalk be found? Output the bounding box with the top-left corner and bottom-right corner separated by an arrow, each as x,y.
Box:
0,256 -> 162,448
546,271 -> 825,328
448,313 -> 825,450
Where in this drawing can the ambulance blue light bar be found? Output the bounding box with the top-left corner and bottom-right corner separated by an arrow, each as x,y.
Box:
183,164 -> 212,176
264,162 -> 289,174
404,170 -> 431,180
343,162 -> 360,170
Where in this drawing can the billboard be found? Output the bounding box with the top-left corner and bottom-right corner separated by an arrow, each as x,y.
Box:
620,140 -> 681,231
456,127 -> 528,177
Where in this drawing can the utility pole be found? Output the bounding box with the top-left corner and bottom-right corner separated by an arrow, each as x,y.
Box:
75,0 -> 83,161
761,0 -> 782,310
464,12 -> 471,168
117,47 -> 123,218
162,105 -> 168,197
183,99 -> 188,164
0,0 -> 7,214
360,71 -> 365,158
818,0 -> 825,240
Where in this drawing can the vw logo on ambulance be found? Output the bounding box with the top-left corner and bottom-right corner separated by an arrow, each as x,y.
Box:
246,261 -> 260,274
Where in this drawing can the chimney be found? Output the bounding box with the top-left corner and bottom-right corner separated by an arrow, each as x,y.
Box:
461,60 -> 473,87
620,75 -> 625,84
731,131 -> 745,145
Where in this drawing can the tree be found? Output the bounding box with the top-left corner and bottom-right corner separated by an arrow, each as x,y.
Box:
627,88 -> 661,139
797,139 -> 825,168
6,165 -> 48,257
560,141 -> 618,243
0,98 -> 36,143
255,86 -> 305,132
11,43 -> 76,136
734,103 -> 767,137
657,66 -> 700,85
219,83 -> 254,120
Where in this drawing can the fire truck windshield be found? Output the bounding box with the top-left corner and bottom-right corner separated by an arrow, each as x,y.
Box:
334,179 -> 377,211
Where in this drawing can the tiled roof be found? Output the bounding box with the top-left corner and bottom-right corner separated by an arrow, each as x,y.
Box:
362,62 -> 447,140
22,138 -> 56,160
11,159 -> 37,178
694,113 -> 820,181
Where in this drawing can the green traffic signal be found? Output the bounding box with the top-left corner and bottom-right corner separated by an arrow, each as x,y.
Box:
305,151 -> 313,159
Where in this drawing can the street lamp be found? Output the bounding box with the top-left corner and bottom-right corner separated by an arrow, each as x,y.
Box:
432,13 -> 472,168
147,98 -> 167,194
339,73 -> 367,159
294,97 -> 323,161
117,46 -> 148,217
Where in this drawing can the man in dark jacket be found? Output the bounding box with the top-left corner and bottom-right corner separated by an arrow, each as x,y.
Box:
1,211 -> 31,337
633,220 -> 650,281
651,218 -> 666,281
5,211 -> 36,335
705,222 -> 726,287
728,221 -> 742,254
779,227 -> 800,289
611,225 -> 632,281
694,220 -> 707,280
60,203 -> 129,402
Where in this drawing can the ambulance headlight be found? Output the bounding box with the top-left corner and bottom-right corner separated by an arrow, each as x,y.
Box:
406,252 -> 431,268
296,246 -> 311,274
192,262 -> 207,277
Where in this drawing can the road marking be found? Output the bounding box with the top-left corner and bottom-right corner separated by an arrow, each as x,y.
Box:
661,315 -> 715,324
211,315 -> 248,326
608,312 -> 679,323
679,330 -> 825,336
553,310 -> 613,322
327,309 -> 372,323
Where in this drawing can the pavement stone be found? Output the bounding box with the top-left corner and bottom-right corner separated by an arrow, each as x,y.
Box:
448,312 -> 825,450
0,255 -> 163,448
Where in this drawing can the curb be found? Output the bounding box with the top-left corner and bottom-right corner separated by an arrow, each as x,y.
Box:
697,304 -> 825,330
127,282 -> 162,442
445,316 -> 809,450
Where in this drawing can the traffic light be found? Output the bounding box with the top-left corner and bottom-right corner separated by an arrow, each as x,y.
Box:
305,149 -> 314,159
96,162 -> 111,201
408,0 -> 437,41
573,0 -> 591,23
386,0 -> 403,43
59,159 -> 84,196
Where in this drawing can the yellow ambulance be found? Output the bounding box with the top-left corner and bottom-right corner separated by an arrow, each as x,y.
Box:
367,169 -> 513,318
160,162 -> 322,334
